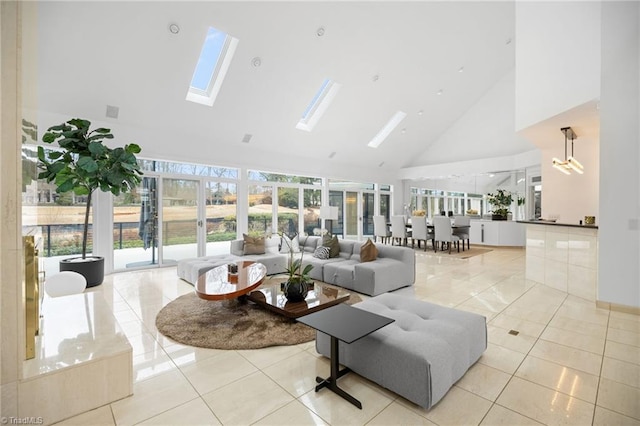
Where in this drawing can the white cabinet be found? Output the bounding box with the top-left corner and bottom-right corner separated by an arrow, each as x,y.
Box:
469,220 -> 525,246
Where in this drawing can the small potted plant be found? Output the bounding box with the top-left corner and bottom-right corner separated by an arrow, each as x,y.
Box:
486,189 -> 513,221
38,118 -> 142,286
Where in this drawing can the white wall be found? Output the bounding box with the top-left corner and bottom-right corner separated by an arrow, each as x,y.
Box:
399,149 -> 540,182
598,2 -> 640,308
515,1 -> 601,131
411,70 -> 535,166
540,133 -> 599,224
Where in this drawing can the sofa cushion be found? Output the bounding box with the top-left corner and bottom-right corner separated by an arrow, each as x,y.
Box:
360,238 -> 378,262
279,234 -> 300,254
323,260 -> 358,289
264,235 -> 280,254
316,293 -> 487,409
299,235 -> 320,253
323,234 -> 340,258
243,234 -> 265,255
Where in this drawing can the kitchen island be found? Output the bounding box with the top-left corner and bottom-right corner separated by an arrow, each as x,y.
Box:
519,220 -> 598,301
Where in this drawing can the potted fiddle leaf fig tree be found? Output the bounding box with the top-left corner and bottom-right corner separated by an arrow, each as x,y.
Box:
38,118 -> 143,286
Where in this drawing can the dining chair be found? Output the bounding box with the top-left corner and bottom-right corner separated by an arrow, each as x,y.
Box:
373,215 -> 391,244
390,215 -> 409,246
410,215 -> 433,251
453,215 -> 471,250
433,216 -> 460,253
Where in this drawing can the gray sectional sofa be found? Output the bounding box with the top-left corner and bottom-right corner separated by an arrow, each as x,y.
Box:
176,235 -> 415,296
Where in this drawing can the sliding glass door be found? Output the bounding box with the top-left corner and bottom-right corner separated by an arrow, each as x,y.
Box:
161,178 -> 199,264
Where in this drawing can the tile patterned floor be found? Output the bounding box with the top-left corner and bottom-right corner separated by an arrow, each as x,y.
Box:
54,247 -> 640,426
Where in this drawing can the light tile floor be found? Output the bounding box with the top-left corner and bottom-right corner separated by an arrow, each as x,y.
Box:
55,247 -> 640,426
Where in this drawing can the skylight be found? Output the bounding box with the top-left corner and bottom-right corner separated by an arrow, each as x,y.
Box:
296,79 -> 341,132
368,111 -> 407,148
186,26 -> 238,107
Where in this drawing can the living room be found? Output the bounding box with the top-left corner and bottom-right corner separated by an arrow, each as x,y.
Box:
1,1 -> 639,425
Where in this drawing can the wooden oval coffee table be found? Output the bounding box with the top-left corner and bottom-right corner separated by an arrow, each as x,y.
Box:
194,261 -> 267,300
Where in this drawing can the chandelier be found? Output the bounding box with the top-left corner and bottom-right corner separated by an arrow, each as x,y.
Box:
552,127 -> 584,175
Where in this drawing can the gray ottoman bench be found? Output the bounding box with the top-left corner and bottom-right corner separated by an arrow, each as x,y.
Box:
315,293 -> 487,409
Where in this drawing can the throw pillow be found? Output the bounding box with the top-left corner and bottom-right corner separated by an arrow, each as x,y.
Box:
243,233 -> 265,255
313,246 -> 330,259
322,234 -> 340,258
264,235 -> 279,254
360,238 -> 378,262
279,234 -> 301,254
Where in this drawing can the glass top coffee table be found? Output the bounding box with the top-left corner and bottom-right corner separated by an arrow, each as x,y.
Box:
195,261 -> 267,301
246,280 -> 350,319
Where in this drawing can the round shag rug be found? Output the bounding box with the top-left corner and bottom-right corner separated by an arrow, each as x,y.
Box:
155,290 -> 360,350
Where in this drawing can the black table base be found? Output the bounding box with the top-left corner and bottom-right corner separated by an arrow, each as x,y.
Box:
314,335 -> 362,409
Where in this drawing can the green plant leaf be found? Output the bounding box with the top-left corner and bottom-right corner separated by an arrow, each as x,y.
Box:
42,133 -> 56,143
48,151 -> 63,160
49,161 -> 66,175
57,179 -> 75,193
77,156 -> 99,173
126,143 -> 141,154
88,141 -> 107,157
94,128 -> 112,134
73,186 -> 90,196
68,118 -> 90,129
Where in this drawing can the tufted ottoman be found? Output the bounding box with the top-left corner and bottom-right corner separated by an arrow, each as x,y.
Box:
315,293 -> 487,409
176,256 -> 236,284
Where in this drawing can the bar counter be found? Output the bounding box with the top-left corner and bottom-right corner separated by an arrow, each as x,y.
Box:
518,219 -> 598,229
522,221 -> 598,301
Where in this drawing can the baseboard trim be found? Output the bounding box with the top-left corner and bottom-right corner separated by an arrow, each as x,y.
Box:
596,300 -> 640,316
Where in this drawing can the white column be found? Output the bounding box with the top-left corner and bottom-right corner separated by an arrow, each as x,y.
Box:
598,2 -> 640,308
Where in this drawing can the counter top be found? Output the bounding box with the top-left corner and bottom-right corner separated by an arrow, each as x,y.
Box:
518,220 -> 598,229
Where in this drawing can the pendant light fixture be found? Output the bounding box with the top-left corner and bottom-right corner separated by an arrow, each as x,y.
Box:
552,127 -> 583,175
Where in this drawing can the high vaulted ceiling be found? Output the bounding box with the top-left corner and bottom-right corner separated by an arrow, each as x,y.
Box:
33,1 -> 528,179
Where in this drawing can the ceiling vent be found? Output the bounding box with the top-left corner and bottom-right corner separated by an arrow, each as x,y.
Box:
106,105 -> 119,119
241,133 -> 253,143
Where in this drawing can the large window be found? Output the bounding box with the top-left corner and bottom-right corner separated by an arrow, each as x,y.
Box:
303,188 -> 321,235
113,177 -> 158,269
249,170 -> 324,236
248,185 -> 273,234
24,144 -> 393,276
278,187 -> 299,234
205,181 -> 237,255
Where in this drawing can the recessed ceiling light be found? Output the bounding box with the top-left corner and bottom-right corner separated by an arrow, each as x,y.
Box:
458,67 -> 464,73
241,134 -> 252,143
505,37 -> 512,45
317,27 -> 325,37
378,162 -> 385,167
401,128 -> 407,134
328,151 -> 336,159
169,23 -> 180,34
437,89 -> 443,95
372,74 -> 379,82
251,57 -> 262,67
417,110 -> 424,116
